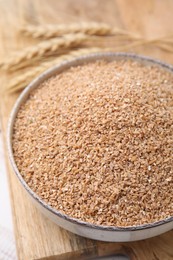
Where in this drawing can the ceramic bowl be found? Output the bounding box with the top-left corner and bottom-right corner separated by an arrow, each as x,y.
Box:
7,53 -> 173,242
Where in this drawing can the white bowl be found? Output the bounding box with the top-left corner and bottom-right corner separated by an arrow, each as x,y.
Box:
7,52 -> 173,242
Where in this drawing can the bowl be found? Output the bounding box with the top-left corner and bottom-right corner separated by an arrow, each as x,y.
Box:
7,52 -> 173,242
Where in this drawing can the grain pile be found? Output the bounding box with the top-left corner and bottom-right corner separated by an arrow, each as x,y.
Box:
13,58 -> 173,227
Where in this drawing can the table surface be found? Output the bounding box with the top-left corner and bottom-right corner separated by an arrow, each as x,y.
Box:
0,0 -> 173,259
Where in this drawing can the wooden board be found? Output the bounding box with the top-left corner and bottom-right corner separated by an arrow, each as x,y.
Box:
0,0 -> 173,259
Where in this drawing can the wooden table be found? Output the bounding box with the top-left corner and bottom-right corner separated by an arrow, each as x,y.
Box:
0,0 -> 173,259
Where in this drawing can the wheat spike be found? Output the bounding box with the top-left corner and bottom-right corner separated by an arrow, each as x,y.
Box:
20,22 -> 113,38
0,33 -> 87,70
20,22 -> 142,41
7,48 -> 106,93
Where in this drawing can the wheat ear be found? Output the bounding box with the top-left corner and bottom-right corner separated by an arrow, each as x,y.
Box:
0,33 -> 87,70
7,48 -> 105,93
20,22 -> 113,38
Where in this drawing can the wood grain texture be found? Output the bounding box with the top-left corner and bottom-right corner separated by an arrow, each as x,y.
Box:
0,0 -> 173,259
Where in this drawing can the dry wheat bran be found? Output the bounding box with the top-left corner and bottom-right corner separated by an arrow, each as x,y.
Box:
12,59 -> 173,227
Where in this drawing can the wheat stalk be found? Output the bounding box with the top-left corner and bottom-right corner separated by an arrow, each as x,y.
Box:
20,22 -> 113,38
20,22 -> 141,41
4,49 -> 75,72
2,37 -> 135,72
0,33 -> 87,70
3,35 -> 142,72
6,48 -> 106,93
125,36 -> 173,53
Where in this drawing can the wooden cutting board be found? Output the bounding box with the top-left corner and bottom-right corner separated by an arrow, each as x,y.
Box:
0,0 -> 173,259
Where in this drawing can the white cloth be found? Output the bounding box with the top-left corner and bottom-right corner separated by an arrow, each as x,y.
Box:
0,226 -> 17,260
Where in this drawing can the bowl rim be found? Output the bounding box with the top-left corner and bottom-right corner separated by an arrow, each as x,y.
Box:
7,52 -> 173,232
